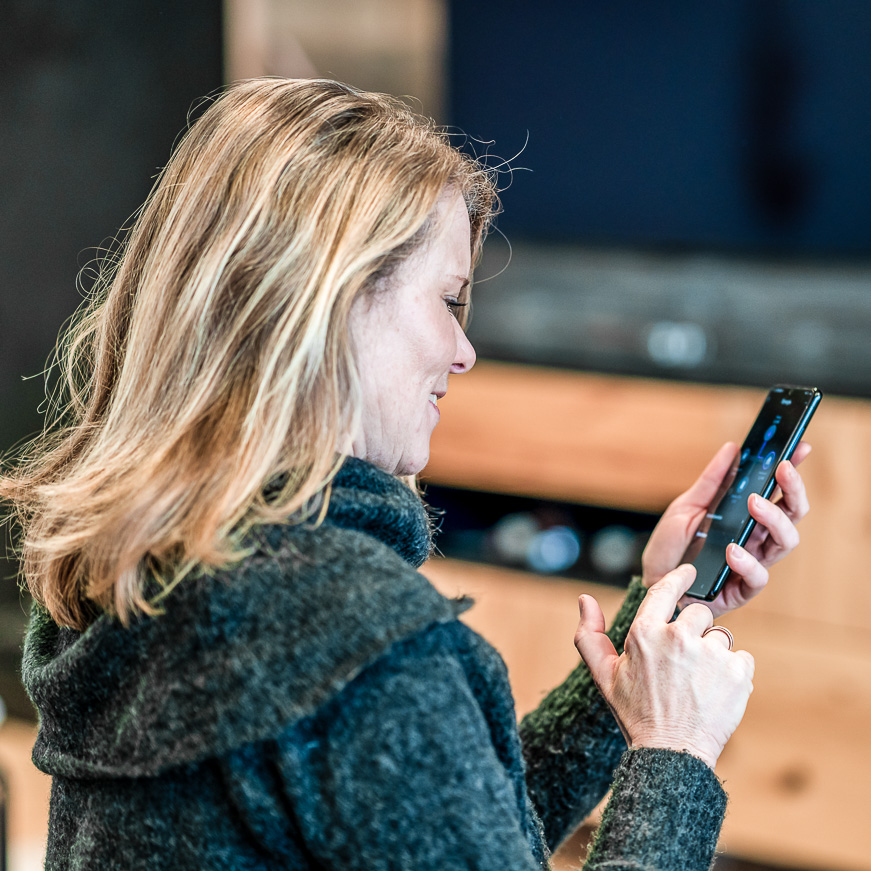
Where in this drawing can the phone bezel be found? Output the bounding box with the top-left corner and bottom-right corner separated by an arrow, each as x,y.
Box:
684,384 -> 822,601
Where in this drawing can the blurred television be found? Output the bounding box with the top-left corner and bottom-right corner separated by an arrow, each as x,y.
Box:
448,1 -> 871,396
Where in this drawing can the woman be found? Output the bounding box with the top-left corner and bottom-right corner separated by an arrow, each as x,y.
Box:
2,78 -> 810,870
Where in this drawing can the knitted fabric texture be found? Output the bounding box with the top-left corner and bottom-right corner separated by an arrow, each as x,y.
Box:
22,457 -> 726,870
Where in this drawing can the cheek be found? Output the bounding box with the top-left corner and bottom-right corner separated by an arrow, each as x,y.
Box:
404,320 -> 453,380
433,314 -> 461,368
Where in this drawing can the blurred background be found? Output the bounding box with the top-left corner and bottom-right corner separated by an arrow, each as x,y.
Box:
2,1 -> 871,868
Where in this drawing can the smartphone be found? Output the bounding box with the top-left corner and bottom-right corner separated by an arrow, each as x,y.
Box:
683,384 -> 822,601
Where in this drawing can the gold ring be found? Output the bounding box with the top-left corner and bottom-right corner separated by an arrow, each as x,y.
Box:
702,625 -> 734,650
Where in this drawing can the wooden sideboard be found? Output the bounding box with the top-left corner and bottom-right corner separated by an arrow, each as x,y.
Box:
422,361 -> 871,871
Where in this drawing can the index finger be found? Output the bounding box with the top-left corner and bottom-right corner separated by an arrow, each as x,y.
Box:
772,456 -> 810,522
790,440 -> 812,467
638,564 -> 699,623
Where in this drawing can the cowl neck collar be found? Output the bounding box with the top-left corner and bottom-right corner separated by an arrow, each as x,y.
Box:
23,458 -> 469,779
320,456 -> 432,567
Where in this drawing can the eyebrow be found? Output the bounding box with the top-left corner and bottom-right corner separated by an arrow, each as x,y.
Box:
450,275 -> 471,290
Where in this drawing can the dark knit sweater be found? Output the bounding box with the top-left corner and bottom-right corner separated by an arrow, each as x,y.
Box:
22,457 -> 726,869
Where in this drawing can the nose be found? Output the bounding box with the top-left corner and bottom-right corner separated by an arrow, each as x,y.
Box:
450,318 -> 477,374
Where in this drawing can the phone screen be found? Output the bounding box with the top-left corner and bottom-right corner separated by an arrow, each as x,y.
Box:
683,385 -> 821,601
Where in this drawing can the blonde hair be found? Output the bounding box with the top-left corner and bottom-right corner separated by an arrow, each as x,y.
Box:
1,78 -> 497,630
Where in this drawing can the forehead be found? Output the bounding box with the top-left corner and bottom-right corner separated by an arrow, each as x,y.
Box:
424,191 -> 472,271
380,190 -> 472,298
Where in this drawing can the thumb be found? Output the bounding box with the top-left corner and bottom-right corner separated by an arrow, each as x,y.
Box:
574,594 -> 619,688
683,441 -> 739,508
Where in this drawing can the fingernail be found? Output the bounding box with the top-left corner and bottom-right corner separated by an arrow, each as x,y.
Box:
578,595 -> 585,616
676,564 -> 697,582
730,543 -> 748,563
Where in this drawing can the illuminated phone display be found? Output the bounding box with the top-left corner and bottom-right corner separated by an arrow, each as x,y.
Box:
683,385 -> 821,601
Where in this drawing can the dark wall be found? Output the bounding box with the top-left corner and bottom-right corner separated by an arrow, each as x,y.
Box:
449,0 -> 871,256
0,0 -> 223,718
0,0 -> 223,453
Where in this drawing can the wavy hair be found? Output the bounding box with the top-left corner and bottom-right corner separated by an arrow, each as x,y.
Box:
1,78 -> 497,630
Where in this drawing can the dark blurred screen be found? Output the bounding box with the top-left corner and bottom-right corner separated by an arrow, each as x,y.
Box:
0,0 -> 222,719
449,0 -> 871,255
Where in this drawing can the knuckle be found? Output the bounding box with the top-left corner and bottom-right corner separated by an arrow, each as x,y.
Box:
790,492 -> 810,520
681,602 -> 710,621
727,663 -> 753,695
627,624 -> 653,650
654,568 -> 684,589
667,622 -> 694,653
626,621 -> 658,656
748,563 -> 769,589
630,614 -> 653,636
646,580 -> 672,601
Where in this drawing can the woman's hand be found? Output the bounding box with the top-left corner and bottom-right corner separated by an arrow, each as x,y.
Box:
641,441 -> 812,618
575,565 -> 755,770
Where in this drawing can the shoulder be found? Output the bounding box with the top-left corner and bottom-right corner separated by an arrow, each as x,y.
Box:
300,615 -> 521,769
264,615 -> 541,867
278,616 -> 518,789
355,617 -> 508,692
24,521 -> 473,778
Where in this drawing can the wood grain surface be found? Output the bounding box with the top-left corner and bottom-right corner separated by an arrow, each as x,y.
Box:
424,360 -> 871,633
423,558 -> 871,871
423,361 -> 871,870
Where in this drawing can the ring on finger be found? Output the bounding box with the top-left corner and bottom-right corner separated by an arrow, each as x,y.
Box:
702,625 -> 734,650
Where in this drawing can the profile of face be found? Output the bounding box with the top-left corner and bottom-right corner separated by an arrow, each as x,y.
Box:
349,190 -> 477,476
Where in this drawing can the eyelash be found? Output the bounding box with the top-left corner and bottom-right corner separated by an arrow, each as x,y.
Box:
446,299 -> 469,316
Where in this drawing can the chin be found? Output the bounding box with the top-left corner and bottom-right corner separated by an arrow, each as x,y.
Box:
395,460 -> 427,478
395,448 -> 430,478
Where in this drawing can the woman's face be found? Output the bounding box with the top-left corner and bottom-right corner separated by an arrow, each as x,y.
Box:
349,191 -> 476,476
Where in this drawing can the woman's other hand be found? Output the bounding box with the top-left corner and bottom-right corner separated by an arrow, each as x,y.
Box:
641,440 -> 812,618
575,565 -> 754,770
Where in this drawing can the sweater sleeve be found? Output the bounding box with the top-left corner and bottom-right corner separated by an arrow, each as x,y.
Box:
269,627 -> 548,870
518,578 -> 648,850
222,599 -> 726,871
519,579 -> 727,869
584,747 -> 727,871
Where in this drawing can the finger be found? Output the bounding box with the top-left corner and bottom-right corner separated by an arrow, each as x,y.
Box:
679,442 -> 739,508
765,444 -> 812,506
790,440 -> 812,468
638,564 -> 698,624
674,600 -> 715,634
574,594 -> 619,683
702,624 -> 734,650
734,649 -> 756,678
726,543 -> 769,594
773,459 -> 810,522
748,492 -> 800,555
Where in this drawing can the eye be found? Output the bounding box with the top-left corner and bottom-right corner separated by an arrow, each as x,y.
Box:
445,298 -> 469,318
